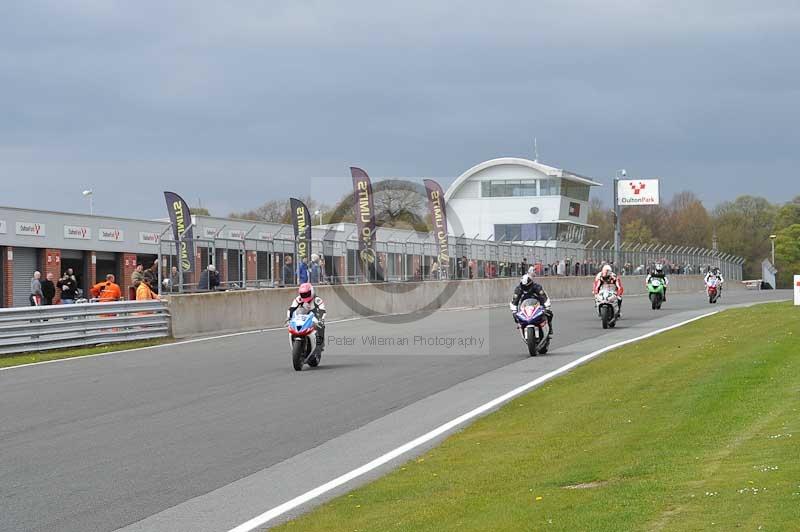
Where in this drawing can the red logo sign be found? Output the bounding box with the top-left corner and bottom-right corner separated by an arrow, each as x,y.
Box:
629,182 -> 647,195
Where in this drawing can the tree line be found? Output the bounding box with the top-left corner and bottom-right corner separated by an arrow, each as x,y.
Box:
588,192 -> 800,286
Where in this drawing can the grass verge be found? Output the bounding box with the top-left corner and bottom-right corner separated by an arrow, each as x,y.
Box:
0,338 -> 170,369
276,302 -> 800,531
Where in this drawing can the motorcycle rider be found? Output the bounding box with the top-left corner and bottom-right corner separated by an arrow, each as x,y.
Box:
287,282 -> 326,350
510,274 -> 554,337
704,267 -> 725,297
593,264 -> 624,317
646,263 -> 669,301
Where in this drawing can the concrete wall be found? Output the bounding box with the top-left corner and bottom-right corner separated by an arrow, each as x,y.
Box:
168,275 -> 738,338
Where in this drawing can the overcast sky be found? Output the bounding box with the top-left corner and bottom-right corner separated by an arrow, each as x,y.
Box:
1,0 -> 798,219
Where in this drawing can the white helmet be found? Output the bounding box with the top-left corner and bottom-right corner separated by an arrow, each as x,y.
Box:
311,253 -> 320,262
520,274 -> 534,288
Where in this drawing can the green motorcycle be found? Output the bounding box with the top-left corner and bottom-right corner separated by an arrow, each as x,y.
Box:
647,277 -> 666,310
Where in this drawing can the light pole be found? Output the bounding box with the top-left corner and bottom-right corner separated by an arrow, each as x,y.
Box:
613,169 -> 626,267
769,234 -> 777,265
314,210 -> 323,225
82,189 -> 94,215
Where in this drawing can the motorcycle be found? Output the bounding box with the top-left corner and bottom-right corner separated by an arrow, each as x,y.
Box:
595,286 -> 619,329
706,277 -> 720,304
287,309 -> 322,371
514,298 -> 551,356
647,277 -> 666,310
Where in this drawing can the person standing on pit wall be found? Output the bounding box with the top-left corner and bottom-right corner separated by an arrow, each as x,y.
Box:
41,272 -> 56,305
143,262 -> 158,290
282,255 -> 294,286
131,264 -> 144,288
309,254 -> 321,284
198,264 -> 219,291
30,271 -> 43,306
136,277 -> 159,301
58,270 -> 77,304
90,274 -> 122,302
297,256 -> 309,285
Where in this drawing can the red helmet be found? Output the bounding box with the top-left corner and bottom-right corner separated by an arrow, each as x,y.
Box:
298,283 -> 314,303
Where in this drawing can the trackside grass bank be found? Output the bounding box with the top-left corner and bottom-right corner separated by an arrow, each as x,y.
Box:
0,339 -> 169,369
275,302 -> 800,532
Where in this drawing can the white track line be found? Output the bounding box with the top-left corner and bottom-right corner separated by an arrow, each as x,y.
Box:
226,310 -> 719,532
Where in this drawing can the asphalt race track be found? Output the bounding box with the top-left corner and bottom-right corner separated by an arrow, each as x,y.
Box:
0,289 -> 790,532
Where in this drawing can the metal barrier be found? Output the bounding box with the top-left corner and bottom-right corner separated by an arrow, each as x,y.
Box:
155,229 -> 746,293
0,300 -> 170,355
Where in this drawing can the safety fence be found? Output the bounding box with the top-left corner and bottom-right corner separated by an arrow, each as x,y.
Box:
0,300 -> 170,355
154,231 -> 744,293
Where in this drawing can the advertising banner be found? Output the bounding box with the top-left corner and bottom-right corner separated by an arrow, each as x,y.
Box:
98,228 -> 124,241
16,222 -> 46,237
290,197 -> 312,264
351,167 -> 377,276
617,179 -> 660,205
423,179 -> 450,270
64,225 -> 91,240
164,191 -> 196,273
139,231 -> 161,245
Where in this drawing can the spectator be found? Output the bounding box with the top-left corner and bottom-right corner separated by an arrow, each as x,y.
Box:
30,271 -> 43,306
41,272 -> 56,305
468,259 -> 476,279
198,264 -> 220,291
58,270 -> 77,304
298,256 -> 309,284
143,262 -> 158,289
282,255 -> 294,286
169,266 -> 179,292
90,274 -> 122,302
309,254 -> 322,284
521,258 -> 528,273
574,261 -> 581,276
131,264 -> 145,288
136,277 -> 159,301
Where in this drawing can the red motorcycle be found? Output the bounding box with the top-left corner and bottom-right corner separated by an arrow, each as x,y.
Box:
706,278 -> 720,304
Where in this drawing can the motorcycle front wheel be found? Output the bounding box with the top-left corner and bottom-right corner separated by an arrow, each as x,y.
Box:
601,305 -> 611,329
526,327 -> 539,357
292,338 -> 306,371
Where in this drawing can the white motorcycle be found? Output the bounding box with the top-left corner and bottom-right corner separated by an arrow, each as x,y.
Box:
595,286 -> 619,329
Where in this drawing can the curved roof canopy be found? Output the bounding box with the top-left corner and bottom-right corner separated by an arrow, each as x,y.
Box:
444,157 -> 601,201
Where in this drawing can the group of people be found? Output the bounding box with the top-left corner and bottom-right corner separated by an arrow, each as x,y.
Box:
283,253 -> 325,286
28,262 -> 165,306
29,268 -> 83,306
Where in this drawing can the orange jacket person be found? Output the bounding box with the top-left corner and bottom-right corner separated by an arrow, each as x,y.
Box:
136,280 -> 159,301
90,274 -> 122,302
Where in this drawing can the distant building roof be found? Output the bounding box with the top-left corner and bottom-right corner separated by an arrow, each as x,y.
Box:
445,157 -> 601,201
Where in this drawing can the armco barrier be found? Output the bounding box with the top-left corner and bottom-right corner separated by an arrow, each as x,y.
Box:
0,300 -> 171,355
168,275 -> 735,339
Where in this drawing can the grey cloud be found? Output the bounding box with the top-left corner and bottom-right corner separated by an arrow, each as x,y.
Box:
1,0 -> 798,218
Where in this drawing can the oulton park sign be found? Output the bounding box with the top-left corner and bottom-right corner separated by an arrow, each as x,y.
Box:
617,179 -> 660,205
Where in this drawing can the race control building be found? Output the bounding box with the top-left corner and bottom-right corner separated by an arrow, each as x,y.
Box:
444,157 -> 601,243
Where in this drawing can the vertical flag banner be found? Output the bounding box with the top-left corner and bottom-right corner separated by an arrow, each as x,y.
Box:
424,179 -> 450,271
350,167 -> 377,277
163,191 -> 195,273
290,197 -> 312,264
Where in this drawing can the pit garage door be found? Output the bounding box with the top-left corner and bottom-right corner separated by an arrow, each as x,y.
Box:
12,247 -> 38,307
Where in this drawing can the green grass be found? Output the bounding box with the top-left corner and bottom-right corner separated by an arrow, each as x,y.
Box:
0,338 -> 169,369
276,302 -> 800,532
